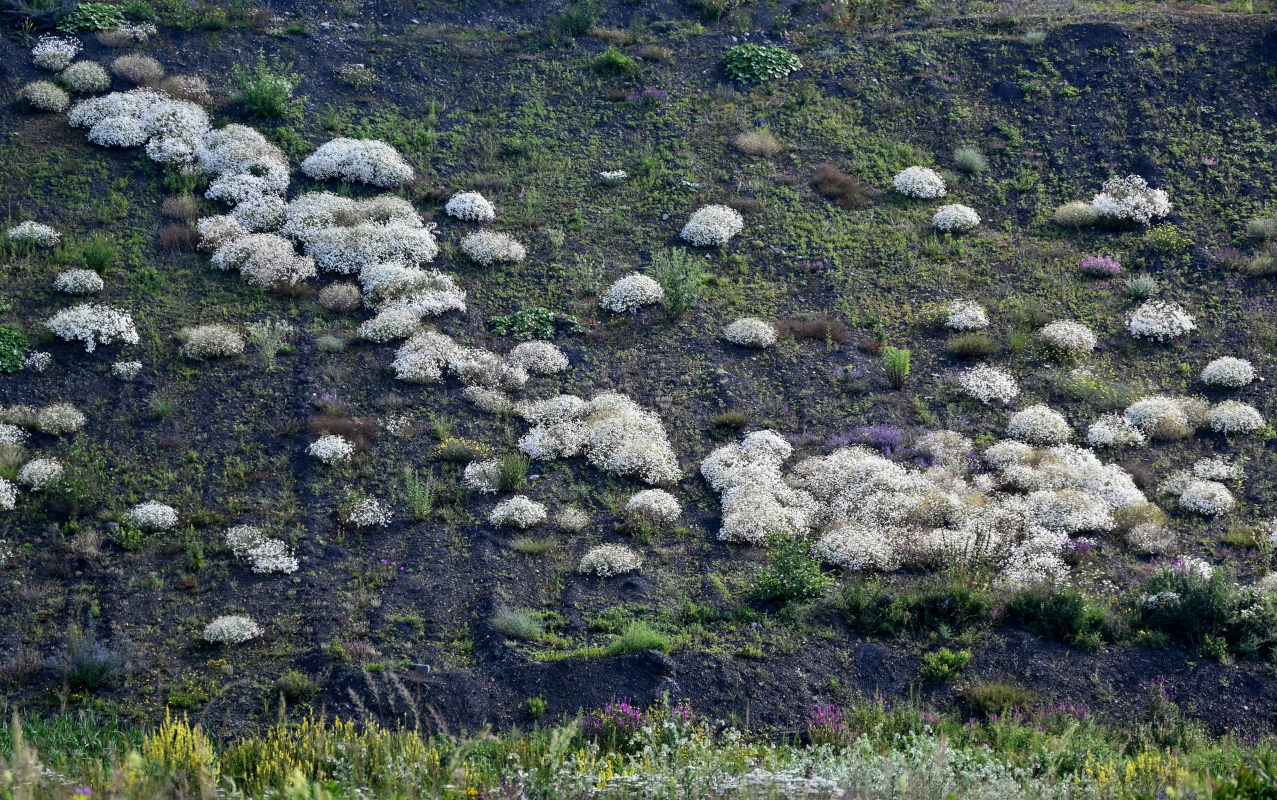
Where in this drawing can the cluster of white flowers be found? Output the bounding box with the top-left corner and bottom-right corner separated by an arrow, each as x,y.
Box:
46,304 -> 138,352
464,386 -> 513,414
1200,357 -> 1255,388
626,489 -> 681,522
945,300 -> 988,331
124,501 -> 178,531
891,166 -> 946,199
1091,175 -> 1171,224
955,364 -> 1019,405
229,193 -> 287,231
701,430 -> 813,545
70,90 -> 211,166
463,459 -> 502,493
0,423 -> 28,445
557,506 -> 591,532
300,138 -> 414,187
680,204 -> 744,246
308,434 -> 355,464
1127,521 -> 1175,555
53,269 -> 104,295
23,352 -> 51,373
814,525 -> 899,571
1085,414 -> 1146,448
460,230 -> 526,266
507,341 -> 569,374
31,35 -> 81,71
444,191 -> 496,222
305,223 -> 439,276
578,543 -> 643,577
1007,404 -> 1072,445
19,81 -> 69,112
516,392 -> 680,484
203,615 -> 262,645
179,324 -> 245,359
8,221 -> 61,248
60,61 -> 111,94
112,360 -> 142,381
1123,395 -> 1205,440
357,308 -> 421,343
1178,480 -> 1236,516
490,495 -> 548,528
211,233 -> 318,289
1127,300 -> 1195,341
1207,400 -> 1265,435
392,331 -> 529,391
360,263 -> 463,316
932,204 -> 980,233
600,273 -> 664,313
197,124 -> 290,194
723,318 -> 777,348
599,170 -> 628,185
0,479 -> 17,512
35,403 -> 86,435
17,458 -> 63,490
1193,456 -> 1242,481
345,496 -> 392,527
1037,320 -> 1096,356
225,525 -> 298,574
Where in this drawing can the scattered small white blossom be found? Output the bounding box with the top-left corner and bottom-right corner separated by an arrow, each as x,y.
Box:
1085,414 -> 1146,448
345,496 -> 392,527
225,525 -> 298,574
35,403 -> 85,435
463,459 -> 502,494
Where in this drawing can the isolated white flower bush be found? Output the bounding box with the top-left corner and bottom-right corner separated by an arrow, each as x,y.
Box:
463,459 -> 502,494
945,300 -> 988,331
1091,174 -> 1171,224
203,615 -> 262,645
35,403 -> 86,435
680,205 -> 744,246
723,318 -> 777,348
600,274 -> 664,313
892,166 -> 945,199
578,543 -> 642,577
460,230 -> 526,266
626,489 -> 681,522
1207,401 -> 1264,435
300,138 -> 413,187
444,191 -> 496,222
179,324 -> 245,359
53,269 -> 104,295
308,434 -> 355,464
345,497 -> 392,528
8,221 -> 61,248
490,496 -> 548,528
1007,405 -> 1072,445
507,341 -> 568,374
125,501 -> 178,531
17,458 -> 63,490
31,35 -> 81,71
932,204 -> 980,233
19,81 -> 69,112
1127,301 -> 1195,341
955,364 -> 1019,405
60,61 -> 112,94
46,304 -> 138,352
225,525 -> 298,574
1037,320 -> 1096,356
1200,357 -> 1255,388
112,361 -> 142,381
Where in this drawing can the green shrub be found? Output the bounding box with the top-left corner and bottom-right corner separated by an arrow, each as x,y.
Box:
79,234 -> 119,273
752,535 -> 832,604
607,621 -> 669,655
1124,274 -> 1160,299
274,669 -> 319,702
489,307 -> 558,340
527,696 -> 547,719
962,682 -> 1035,717
881,346 -> 911,389
945,333 -> 998,359
0,327 -> 28,373
593,47 -> 638,76
724,45 -> 802,83
952,146 -> 988,174
841,578 -> 993,638
403,467 -> 433,521
57,1 -> 125,31
492,608 -> 543,641
1144,223 -> 1192,254
1052,201 -> 1098,229
918,648 -> 971,684
1134,567 -> 1277,657
649,248 -> 706,317
552,0 -> 599,37
233,52 -> 300,117
1004,586 -> 1110,646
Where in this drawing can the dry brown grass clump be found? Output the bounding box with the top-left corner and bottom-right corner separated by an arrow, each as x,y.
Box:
733,129 -> 781,157
159,223 -> 199,251
318,282 -> 363,311
161,196 -> 201,220
779,317 -> 852,343
111,55 -> 164,85
159,75 -> 211,103
308,415 -> 377,452
811,163 -> 880,209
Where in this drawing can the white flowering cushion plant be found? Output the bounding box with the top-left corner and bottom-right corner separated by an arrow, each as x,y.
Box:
308,435 -> 356,464
932,204 -> 980,232
1090,174 -> 1171,224
444,191 -> 496,222
600,274 -> 664,313
203,615 -> 263,645
680,205 -> 744,246
489,496 -> 548,528
578,544 -> 643,577
1200,357 -> 1255,388
46,304 -> 139,352
891,166 -> 945,199
1127,301 -> 1195,341
723,318 -> 777,348
124,501 -> 178,531
945,300 -> 988,331
300,137 -> 414,187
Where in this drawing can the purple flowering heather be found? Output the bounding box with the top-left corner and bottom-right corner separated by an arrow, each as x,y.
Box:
1079,255 -> 1122,277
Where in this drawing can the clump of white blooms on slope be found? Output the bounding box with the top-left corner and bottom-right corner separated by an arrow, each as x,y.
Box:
680,205 -> 744,246
723,318 -> 777,348
179,324 -> 245,359
70,90 -> 210,165
210,233 -> 317,289
46,304 -> 138,352
0,478 -> 18,511
1207,401 -> 1265,435
308,434 -> 355,464
1193,456 -> 1243,481
18,458 -> 63,490
1086,414 -> 1146,448
300,138 -> 414,187
1200,357 -> 1255,388
955,364 -> 1019,405
8,221 -> 61,248
600,274 -> 664,313
506,341 -> 569,374
203,615 -> 262,645
390,330 -> 528,390
945,300 -> 988,331
892,166 -> 945,199
932,204 -> 980,233
463,459 -> 502,494
626,489 -> 681,522
1006,404 -> 1072,445
225,525 -> 298,574
1127,300 -> 1195,341
703,431 -> 1150,588
489,496 -> 548,528
517,393 -> 680,485
35,403 -> 86,435
1091,174 -> 1171,225
345,497 -> 392,528
124,501 -> 178,531
578,544 -> 643,577
1160,472 -> 1236,517
31,35 -> 81,71
1124,395 -> 1207,441
444,191 -> 496,222
53,269 -> 104,295
460,230 -> 526,266
20,81 -> 69,112
1037,320 -> 1096,356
